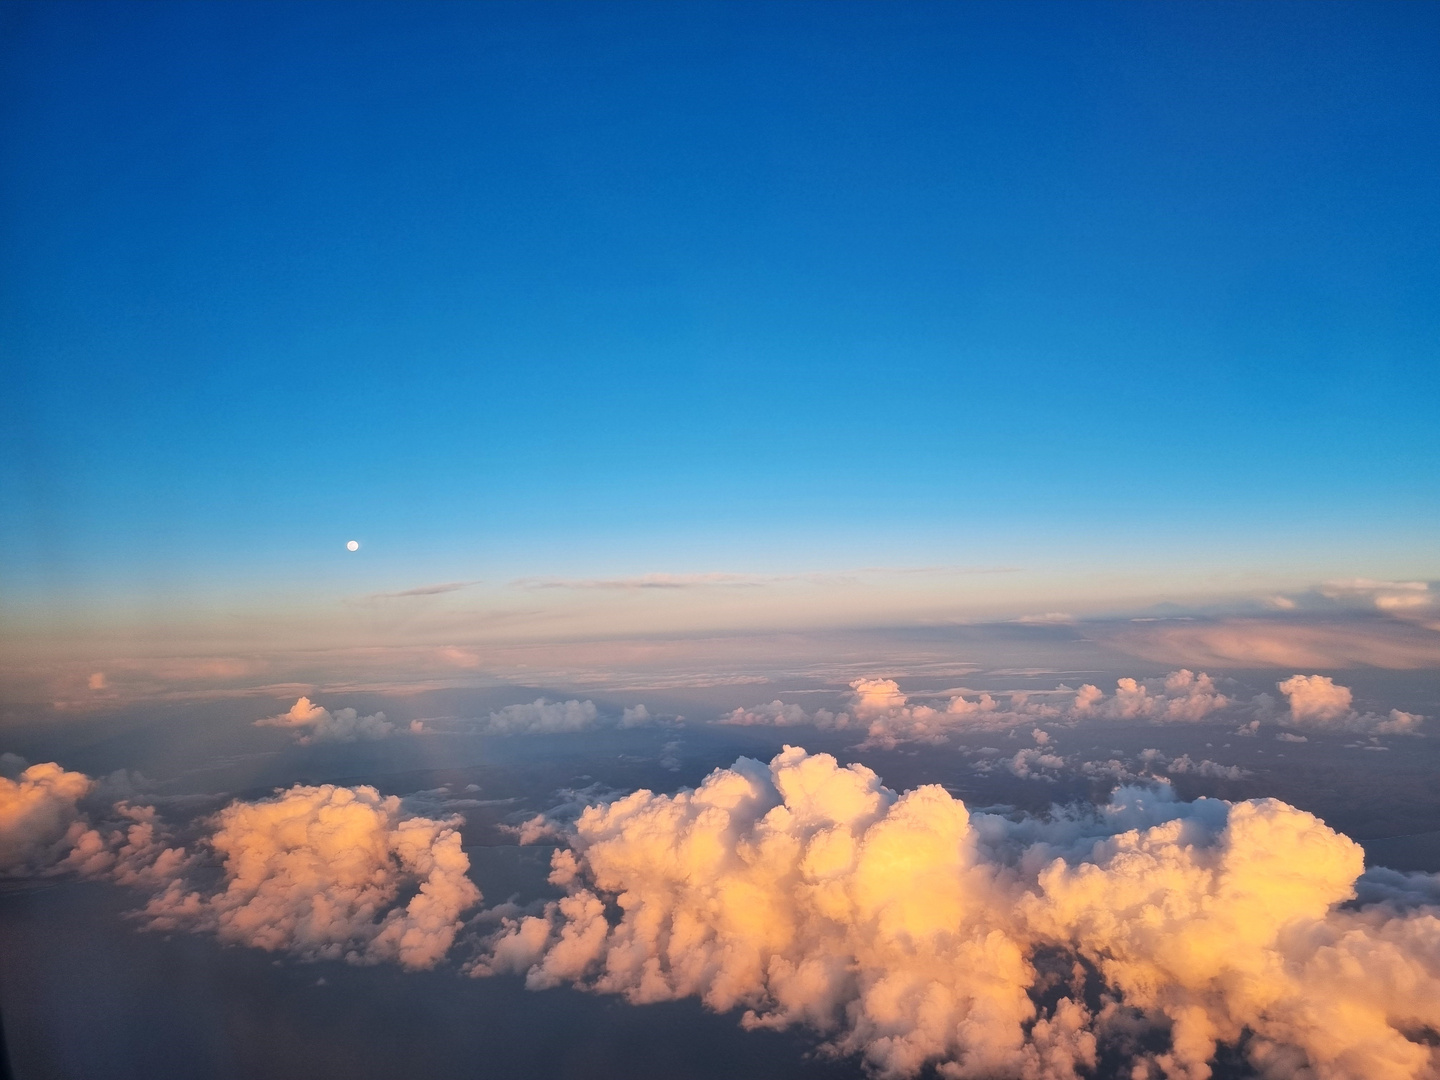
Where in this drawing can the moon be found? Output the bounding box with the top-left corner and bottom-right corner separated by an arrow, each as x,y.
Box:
346,540 -> 360,551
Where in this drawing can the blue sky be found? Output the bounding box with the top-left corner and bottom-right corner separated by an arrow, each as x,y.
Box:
3,0 -> 1438,619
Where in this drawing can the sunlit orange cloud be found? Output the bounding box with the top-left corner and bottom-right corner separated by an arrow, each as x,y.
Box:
475,747 -> 1440,1079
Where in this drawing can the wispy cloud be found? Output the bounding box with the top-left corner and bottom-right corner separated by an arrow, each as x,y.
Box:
364,580 -> 479,600
511,572 -> 772,591
509,565 -> 1022,591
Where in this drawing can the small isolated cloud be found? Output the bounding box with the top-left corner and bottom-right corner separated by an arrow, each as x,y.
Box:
88,672 -> 107,690
1162,752 -> 1249,780
471,747 -> 1440,1079
481,699 -> 598,735
1013,612 -> 1075,625
1277,675 -> 1426,735
256,697 -> 396,745
142,784 -> 480,970
510,572 -> 768,591
619,704 -> 655,728
366,580 -> 478,600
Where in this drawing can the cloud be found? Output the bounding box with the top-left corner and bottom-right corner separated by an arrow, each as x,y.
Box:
510,573 -> 770,591
1109,616 -> 1440,669
365,581 -> 478,600
0,761 -> 100,876
1071,669 -> 1229,722
1318,579 -> 1434,613
473,747 -> 1440,1079
0,761 -> 184,882
721,669 -> 1426,747
721,679 -> 1043,747
256,697 -> 396,744
1278,675 -> 1426,735
481,698 -> 599,735
141,784 -> 480,970
723,671 -> 1234,747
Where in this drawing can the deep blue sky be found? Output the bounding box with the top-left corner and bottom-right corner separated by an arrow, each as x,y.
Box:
3,1 -> 1438,609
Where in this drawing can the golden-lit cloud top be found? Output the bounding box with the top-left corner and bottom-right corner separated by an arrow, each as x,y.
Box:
478,748 -> 1440,1079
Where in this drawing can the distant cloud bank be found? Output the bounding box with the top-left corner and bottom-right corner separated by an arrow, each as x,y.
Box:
718,670 -> 1424,746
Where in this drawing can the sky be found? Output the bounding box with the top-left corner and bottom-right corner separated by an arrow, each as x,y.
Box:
4,7 -> 1440,1077
2,0 -> 1438,656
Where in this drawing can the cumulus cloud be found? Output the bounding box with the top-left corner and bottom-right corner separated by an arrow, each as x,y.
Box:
0,761 -> 184,882
481,698 -> 599,735
256,697 -> 396,744
723,670 -> 1425,746
142,784 -> 480,970
0,761 -> 102,876
724,672 -> 1236,747
1278,675 -> 1426,735
722,679 -> 1049,747
1070,669 -> 1229,723
473,748 -> 1440,1079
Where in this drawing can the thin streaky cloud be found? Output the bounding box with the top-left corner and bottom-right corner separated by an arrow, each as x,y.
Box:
365,581 -> 480,599
510,565 -> 1023,591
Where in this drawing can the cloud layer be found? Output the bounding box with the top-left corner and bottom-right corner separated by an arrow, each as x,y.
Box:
722,669 -> 1415,746
476,748 -> 1440,1079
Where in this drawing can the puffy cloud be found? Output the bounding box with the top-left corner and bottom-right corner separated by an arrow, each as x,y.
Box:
481,698 -> 598,735
474,748 -> 1440,1079
619,704 -> 655,728
723,672 -> 1235,748
0,761 -> 184,882
721,679 -> 1048,747
1162,752 -> 1249,780
0,762 -> 98,876
256,697 -> 395,744
1070,669 -> 1229,722
142,784 -> 480,970
1278,675 -> 1427,735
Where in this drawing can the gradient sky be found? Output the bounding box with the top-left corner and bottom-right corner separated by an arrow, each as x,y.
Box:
3,1 -> 1438,622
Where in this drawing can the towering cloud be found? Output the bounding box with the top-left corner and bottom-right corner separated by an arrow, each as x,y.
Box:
142,783 -> 480,969
256,697 -> 396,744
475,748 -> 1440,1079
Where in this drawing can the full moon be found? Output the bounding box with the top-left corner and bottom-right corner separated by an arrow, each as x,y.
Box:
346,540 -> 359,551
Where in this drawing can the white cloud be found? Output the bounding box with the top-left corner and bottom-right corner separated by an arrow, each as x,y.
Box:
256,697 -> 396,744
1070,669 -> 1229,722
141,783 -> 480,970
618,704 -> 655,728
481,698 -> 598,735
1278,675 -> 1426,735
473,747 -> 1440,1079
